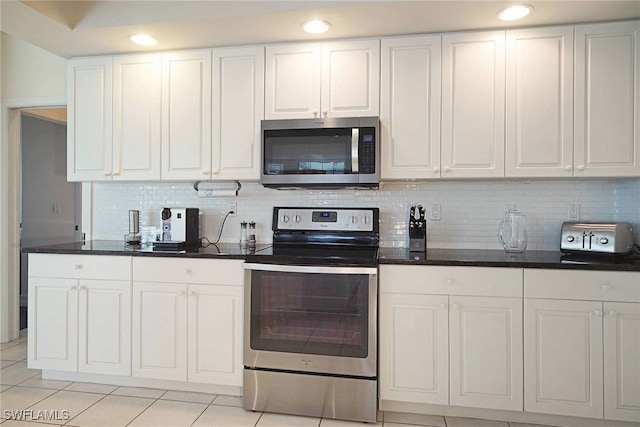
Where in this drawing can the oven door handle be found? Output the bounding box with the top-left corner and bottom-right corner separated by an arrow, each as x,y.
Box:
243,262 -> 377,275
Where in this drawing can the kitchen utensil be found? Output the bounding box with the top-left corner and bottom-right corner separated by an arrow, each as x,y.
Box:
409,204 -> 427,252
498,210 -> 528,253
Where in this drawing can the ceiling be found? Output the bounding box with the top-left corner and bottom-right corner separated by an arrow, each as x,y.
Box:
1,0 -> 639,59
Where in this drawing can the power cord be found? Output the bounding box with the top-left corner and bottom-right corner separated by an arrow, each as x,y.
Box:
200,210 -> 234,247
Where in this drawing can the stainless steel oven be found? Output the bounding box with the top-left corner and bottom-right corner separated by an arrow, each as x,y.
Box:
243,207 -> 379,423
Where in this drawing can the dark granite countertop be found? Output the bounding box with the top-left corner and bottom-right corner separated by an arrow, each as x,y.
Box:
378,248 -> 640,272
23,240 -> 270,259
23,241 -> 640,271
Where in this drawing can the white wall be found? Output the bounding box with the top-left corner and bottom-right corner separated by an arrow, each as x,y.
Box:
0,31 -> 67,99
90,179 -> 640,251
0,32 -> 67,341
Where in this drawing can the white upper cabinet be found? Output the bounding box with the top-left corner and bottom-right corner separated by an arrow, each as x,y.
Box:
321,40 -> 380,118
112,54 -> 161,180
68,57 -> 113,181
265,43 -> 321,119
575,21 -> 640,177
161,50 -> 213,180
212,46 -> 264,181
68,54 -> 162,181
380,36 -> 442,179
265,39 -> 380,119
505,27 -> 574,178
442,31 -> 506,178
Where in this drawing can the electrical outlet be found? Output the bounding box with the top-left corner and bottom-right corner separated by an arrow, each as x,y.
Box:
429,203 -> 441,221
568,203 -> 580,220
229,202 -> 237,217
504,204 -> 516,213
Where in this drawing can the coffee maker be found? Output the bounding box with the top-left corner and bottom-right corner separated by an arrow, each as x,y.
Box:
160,208 -> 200,247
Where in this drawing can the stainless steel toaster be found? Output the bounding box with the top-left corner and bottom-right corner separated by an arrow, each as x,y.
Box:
560,222 -> 635,254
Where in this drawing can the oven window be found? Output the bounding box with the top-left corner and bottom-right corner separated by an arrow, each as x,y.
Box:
263,128 -> 353,175
250,270 -> 369,358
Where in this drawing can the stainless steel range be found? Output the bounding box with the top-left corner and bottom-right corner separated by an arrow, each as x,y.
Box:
243,207 -> 379,423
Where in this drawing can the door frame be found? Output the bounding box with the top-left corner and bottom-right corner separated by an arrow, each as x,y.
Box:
0,97 -> 93,343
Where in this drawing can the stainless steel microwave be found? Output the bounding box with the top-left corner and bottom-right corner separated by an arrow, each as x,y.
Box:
260,117 -> 379,189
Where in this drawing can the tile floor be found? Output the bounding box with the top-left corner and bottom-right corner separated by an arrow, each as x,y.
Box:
1,331 -> 554,427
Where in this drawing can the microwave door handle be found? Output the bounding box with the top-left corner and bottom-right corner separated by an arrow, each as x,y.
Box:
351,128 -> 359,173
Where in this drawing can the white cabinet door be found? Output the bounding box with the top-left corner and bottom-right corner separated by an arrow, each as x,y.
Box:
161,50 -> 213,180
321,39 -> 380,118
265,40 -> 380,120
442,31 -> 505,178
132,282 -> 188,381
524,298 -> 603,418
27,278 -> 78,371
380,36 -> 441,179
604,302 -> 640,422
187,284 -> 243,386
505,26 -> 574,177
575,21 -> 640,177
67,57 -> 113,181
77,280 -> 131,376
379,293 -> 449,405
449,296 -> 523,411
112,54 -> 161,180
212,46 -> 264,180
265,43 -> 321,119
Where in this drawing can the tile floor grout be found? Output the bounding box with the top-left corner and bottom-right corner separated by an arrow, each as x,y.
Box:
1,333 -> 554,427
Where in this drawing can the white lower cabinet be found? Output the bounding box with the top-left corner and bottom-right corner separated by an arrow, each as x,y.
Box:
450,295 -> 523,411
28,254 -> 132,375
524,298 -> 604,418
380,293 -> 449,404
524,269 -> 640,423
379,265 -> 523,411
132,257 -> 243,386
604,302 -> 640,422
132,282 -> 188,381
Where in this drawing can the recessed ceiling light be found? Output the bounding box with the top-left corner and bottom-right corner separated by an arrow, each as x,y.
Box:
129,34 -> 158,46
303,20 -> 331,34
498,5 -> 533,21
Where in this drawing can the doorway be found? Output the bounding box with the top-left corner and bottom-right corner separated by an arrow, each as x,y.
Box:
19,109 -> 82,329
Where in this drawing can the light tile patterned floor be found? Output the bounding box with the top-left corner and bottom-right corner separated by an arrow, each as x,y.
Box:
1,332 -> 556,427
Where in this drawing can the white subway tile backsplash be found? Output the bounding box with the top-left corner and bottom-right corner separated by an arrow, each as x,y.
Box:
91,179 -> 639,251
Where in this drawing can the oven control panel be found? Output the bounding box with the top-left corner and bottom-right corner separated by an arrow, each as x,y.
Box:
275,208 -> 376,231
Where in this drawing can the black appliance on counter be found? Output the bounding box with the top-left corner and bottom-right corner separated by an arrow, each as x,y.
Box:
243,207 -> 379,423
409,204 -> 427,252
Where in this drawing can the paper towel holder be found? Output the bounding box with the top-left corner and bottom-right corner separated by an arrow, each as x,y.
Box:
193,180 -> 241,197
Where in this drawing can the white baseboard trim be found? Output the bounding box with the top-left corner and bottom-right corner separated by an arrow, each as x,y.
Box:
379,400 -> 639,427
41,370 -> 242,396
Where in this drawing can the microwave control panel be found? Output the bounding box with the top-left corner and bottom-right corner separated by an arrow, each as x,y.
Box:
359,130 -> 376,174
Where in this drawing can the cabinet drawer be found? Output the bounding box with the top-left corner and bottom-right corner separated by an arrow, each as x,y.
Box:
525,269 -> 640,302
28,254 -> 131,281
133,257 -> 243,286
380,265 -> 522,297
